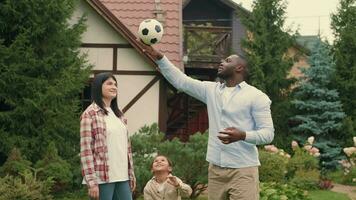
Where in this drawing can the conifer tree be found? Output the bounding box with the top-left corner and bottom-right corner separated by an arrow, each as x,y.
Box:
239,0 -> 295,146
291,39 -> 346,172
331,0 -> 356,126
0,0 -> 90,161
291,40 -> 345,136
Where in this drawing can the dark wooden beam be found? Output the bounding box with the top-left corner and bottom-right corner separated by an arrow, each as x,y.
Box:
81,43 -> 133,48
92,70 -> 159,76
159,79 -> 168,132
113,47 -> 117,71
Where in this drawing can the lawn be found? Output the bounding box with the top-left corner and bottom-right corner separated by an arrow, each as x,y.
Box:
308,190 -> 350,200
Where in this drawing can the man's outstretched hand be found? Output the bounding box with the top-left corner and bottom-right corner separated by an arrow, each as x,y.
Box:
217,127 -> 246,144
137,38 -> 163,61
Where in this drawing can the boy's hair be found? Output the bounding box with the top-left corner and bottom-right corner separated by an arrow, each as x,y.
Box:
151,154 -> 173,169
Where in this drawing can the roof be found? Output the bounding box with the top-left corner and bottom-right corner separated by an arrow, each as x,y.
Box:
86,0 -> 157,67
98,0 -> 183,69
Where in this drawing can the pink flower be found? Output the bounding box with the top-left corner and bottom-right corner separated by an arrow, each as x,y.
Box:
264,145 -> 273,151
270,146 -> 279,153
310,147 -> 320,154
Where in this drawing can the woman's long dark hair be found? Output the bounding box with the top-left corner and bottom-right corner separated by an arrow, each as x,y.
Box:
91,72 -> 123,118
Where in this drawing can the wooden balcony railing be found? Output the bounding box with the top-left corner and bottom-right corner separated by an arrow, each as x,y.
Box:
184,25 -> 232,68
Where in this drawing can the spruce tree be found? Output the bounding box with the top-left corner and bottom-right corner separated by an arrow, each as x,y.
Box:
291,40 -> 345,137
239,0 -> 295,147
331,0 -> 356,125
291,39 -> 346,172
0,1 -> 90,162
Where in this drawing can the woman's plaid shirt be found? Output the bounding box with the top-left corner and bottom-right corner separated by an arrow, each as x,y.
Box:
80,103 -> 135,187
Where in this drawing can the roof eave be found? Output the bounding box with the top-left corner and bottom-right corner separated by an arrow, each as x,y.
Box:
85,0 -> 158,68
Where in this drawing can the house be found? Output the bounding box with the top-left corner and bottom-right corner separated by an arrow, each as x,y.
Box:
72,0 -> 310,139
71,0 -> 180,135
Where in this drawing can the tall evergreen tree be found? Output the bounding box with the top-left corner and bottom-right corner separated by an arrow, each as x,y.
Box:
0,0 -> 90,162
331,0 -> 356,125
291,40 -> 345,137
290,40 -> 346,172
239,0 -> 295,146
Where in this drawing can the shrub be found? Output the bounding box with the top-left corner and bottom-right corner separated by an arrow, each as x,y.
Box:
131,124 -> 164,198
158,132 -> 208,199
259,150 -> 287,183
341,166 -> 356,185
289,169 -> 320,190
0,171 -> 54,200
131,124 -> 208,199
260,182 -> 310,200
35,142 -> 73,192
336,137 -> 356,185
0,148 -> 32,176
286,148 -> 319,179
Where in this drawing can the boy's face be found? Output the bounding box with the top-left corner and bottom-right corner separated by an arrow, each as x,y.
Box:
152,156 -> 172,173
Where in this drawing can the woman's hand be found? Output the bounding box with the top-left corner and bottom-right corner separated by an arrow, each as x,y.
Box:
130,178 -> 136,192
88,185 -> 99,200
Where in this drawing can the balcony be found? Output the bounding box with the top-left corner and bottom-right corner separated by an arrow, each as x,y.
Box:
183,25 -> 232,69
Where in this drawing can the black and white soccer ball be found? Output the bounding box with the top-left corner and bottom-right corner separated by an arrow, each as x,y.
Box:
138,19 -> 164,45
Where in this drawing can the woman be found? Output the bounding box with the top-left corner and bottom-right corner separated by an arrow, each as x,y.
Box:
80,72 -> 136,200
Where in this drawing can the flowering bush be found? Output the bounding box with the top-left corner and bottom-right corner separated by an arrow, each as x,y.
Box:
337,137 -> 356,185
259,149 -> 288,183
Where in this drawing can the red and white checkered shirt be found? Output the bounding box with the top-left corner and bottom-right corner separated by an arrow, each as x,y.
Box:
80,103 -> 135,187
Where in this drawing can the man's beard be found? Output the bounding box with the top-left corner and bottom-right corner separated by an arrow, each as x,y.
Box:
217,71 -> 232,80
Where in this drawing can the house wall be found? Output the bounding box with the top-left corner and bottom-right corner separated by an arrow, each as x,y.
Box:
71,0 -> 159,135
287,47 -> 309,79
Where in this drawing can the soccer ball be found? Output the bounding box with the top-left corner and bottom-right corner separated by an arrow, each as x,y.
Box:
138,19 -> 164,45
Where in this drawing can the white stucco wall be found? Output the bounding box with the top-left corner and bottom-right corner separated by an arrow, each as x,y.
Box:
81,47 -> 113,70
117,49 -> 155,71
116,75 -> 159,135
71,0 -> 128,44
72,0 -> 160,134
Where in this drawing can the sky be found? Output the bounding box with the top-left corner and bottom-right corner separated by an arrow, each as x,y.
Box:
233,0 -> 340,42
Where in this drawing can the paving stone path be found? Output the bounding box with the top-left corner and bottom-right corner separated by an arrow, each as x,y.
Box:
331,183 -> 356,200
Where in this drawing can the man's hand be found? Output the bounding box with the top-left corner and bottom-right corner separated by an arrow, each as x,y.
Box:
88,185 -> 99,200
136,38 -> 163,60
217,127 -> 246,144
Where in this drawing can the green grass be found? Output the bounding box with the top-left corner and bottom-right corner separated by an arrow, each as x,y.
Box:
308,190 -> 351,200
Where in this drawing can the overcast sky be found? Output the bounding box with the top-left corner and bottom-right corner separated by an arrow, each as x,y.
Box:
233,0 -> 340,42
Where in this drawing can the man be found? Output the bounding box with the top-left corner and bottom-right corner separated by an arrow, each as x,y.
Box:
142,44 -> 274,200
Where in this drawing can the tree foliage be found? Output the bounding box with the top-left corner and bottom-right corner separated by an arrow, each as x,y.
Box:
331,0 -> 356,122
0,0 -> 90,162
239,0 -> 295,96
290,40 -> 346,172
291,40 -> 345,137
239,0 -> 296,148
